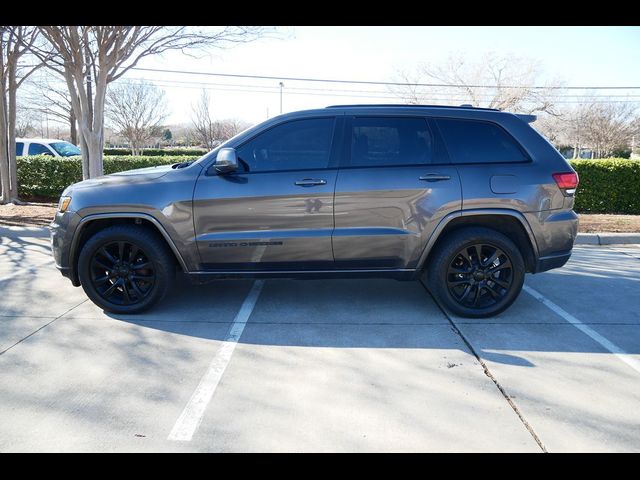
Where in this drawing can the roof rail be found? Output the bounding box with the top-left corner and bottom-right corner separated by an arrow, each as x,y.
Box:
325,103 -> 500,112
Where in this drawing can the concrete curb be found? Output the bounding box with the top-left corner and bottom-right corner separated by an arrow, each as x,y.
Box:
576,232 -> 640,245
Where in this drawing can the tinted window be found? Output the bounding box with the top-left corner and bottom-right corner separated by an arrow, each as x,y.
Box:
236,118 -> 334,172
436,118 -> 528,164
349,117 -> 432,167
27,143 -> 53,156
16,142 -> 24,156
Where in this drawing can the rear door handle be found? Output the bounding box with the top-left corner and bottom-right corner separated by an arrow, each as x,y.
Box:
295,179 -> 327,187
419,174 -> 451,182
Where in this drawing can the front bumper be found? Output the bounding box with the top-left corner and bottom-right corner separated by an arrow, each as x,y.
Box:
49,210 -> 82,286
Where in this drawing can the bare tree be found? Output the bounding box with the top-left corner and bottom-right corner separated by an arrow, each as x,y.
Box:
393,52 -> 559,115
220,118 -> 250,139
14,106 -> 39,137
30,26 -> 265,179
534,100 -> 640,158
533,113 -> 565,148
23,74 -> 77,144
191,90 -> 218,149
190,90 -> 249,149
581,101 -> 638,158
1,26 -> 42,204
106,80 -> 168,155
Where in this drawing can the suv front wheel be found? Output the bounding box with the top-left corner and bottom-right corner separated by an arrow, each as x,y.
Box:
426,227 -> 525,318
78,224 -> 175,314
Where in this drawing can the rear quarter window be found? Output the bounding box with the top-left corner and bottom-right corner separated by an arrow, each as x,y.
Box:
435,118 -> 529,164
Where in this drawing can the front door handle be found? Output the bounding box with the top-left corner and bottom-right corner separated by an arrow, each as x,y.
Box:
295,179 -> 327,187
419,174 -> 451,182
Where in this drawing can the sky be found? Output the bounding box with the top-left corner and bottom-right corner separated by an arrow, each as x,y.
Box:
32,26 -> 640,128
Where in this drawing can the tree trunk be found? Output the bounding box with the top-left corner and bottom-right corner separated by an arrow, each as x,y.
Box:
7,62 -> 19,201
87,73 -> 106,177
0,112 -> 10,204
87,135 -> 103,178
70,109 -> 77,145
79,134 -> 90,180
0,50 -> 10,204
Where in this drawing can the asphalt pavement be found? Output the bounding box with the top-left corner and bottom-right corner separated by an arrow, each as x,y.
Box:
1,225 -> 639,452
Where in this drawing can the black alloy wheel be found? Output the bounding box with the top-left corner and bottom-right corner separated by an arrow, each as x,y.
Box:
446,243 -> 513,309
89,241 -> 155,306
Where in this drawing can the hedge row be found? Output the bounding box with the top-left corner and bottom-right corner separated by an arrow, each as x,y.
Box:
16,156 -> 640,215
103,148 -> 208,156
568,159 -> 640,214
17,155 -> 200,198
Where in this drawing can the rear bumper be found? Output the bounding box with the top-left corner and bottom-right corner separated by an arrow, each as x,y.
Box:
534,250 -> 572,273
524,209 -> 578,266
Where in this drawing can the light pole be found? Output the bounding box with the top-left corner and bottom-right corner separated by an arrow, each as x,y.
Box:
279,82 -> 284,114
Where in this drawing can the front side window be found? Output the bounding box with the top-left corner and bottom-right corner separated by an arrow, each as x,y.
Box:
50,142 -> 81,157
27,143 -> 54,156
236,118 -> 335,172
16,142 -> 24,156
436,118 -> 529,164
349,117 -> 433,167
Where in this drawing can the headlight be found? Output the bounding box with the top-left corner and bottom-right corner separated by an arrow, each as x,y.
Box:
58,196 -> 72,213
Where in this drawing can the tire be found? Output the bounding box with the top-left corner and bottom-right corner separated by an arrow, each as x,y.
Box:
425,227 -> 525,318
78,224 -> 175,314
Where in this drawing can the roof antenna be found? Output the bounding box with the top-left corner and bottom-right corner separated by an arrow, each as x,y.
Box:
459,104 -> 474,108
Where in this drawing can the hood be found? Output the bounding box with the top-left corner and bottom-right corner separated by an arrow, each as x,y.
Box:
67,164 -> 175,192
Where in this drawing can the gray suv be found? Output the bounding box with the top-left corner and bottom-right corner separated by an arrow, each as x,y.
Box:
50,104 -> 579,318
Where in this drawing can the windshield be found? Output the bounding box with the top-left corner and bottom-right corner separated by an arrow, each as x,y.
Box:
50,142 -> 81,157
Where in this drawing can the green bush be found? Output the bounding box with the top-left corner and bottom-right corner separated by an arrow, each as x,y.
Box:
17,155 -> 200,198
569,159 -> 640,214
103,148 -> 208,156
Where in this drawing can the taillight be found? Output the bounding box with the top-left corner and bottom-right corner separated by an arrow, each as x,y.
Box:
552,172 -> 579,196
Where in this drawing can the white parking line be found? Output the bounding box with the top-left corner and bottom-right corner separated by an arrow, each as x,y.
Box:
523,285 -> 640,374
0,259 -> 55,283
168,280 -> 265,442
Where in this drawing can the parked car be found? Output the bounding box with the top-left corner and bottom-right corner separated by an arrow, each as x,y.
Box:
16,138 -> 81,157
49,104 -> 579,317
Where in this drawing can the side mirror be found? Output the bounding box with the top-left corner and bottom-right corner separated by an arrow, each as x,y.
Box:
215,148 -> 238,174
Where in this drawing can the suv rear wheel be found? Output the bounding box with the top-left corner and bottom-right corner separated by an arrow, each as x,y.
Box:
426,227 -> 525,318
78,224 -> 175,314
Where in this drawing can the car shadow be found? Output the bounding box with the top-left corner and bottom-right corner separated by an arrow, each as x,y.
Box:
103,266 -> 639,368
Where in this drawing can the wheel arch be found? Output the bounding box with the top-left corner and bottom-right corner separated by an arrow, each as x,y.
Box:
68,213 -> 188,286
417,209 -> 540,274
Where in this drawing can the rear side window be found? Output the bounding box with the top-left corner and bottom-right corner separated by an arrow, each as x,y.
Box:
349,117 -> 433,167
436,118 -> 529,164
16,142 -> 24,156
27,143 -> 53,156
236,118 -> 335,172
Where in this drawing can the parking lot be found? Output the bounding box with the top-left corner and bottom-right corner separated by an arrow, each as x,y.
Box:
1,225 -> 639,452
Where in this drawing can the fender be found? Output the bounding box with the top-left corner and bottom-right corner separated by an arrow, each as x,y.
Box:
69,213 -> 190,282
415,208 -> 540,271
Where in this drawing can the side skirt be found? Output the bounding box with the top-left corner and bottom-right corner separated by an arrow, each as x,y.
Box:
186,268 -> 418,283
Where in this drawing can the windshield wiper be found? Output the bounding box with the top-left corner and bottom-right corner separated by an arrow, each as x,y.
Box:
171,160 -> 194,169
